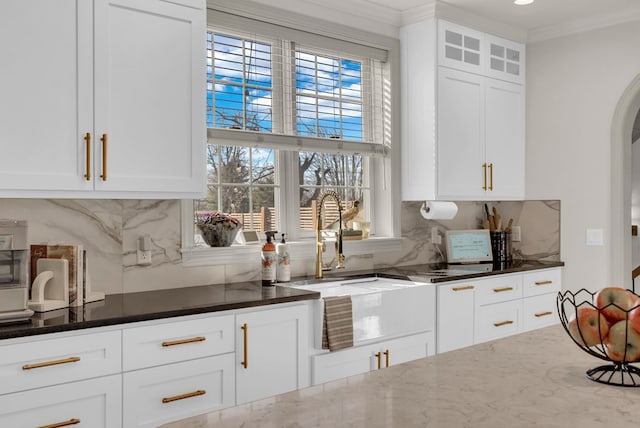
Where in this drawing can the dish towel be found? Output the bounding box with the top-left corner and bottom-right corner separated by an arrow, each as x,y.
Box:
322,295 -> 354,351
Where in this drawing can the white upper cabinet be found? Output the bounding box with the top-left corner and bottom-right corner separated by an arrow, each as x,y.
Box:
437,20 -> 484,74
0,0 -> 206,199
401,18 -> 526,201
0,1 -> 93,193
485,34 -> 525,84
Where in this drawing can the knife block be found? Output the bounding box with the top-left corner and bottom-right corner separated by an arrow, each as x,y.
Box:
28,258 -> 69,312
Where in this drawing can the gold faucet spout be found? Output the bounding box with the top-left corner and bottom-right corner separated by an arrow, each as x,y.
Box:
315,190 -> 345,279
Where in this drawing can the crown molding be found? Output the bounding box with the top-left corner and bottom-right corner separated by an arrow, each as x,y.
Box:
527,7 -> 640,43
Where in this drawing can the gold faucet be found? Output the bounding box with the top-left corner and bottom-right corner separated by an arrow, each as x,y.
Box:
315,190 -> 345,279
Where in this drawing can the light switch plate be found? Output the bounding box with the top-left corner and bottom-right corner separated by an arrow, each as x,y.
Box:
586,228 -> 604,246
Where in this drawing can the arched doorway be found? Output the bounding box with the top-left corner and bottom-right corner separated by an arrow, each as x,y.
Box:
611,74 -> 640,288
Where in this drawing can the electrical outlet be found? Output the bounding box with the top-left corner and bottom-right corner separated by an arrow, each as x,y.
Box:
511,226 -> 521,242
137,235 -> 152,265
431,226 -> 442,245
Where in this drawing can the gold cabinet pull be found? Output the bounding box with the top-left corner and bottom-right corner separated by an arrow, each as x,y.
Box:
162,389 -> 206,404
452,285 -> 474,291
482,163 -> 487,190
83,132 -> 91,181
38,418 -> 80,428
375,352 -> 382,369
493,286 -> 513,293
534,280 -> 553,286
488,163 -> 493,191
241,323 -> 248,369
384,349 -> 390,368
162,336 -> 206,347
100,133 -> 108,181
494,320 -> 514,327
535,311 -> 553,318
22,356 -> 80,370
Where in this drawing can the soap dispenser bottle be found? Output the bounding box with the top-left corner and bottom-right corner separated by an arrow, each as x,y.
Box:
276,233 -> 290,283
261,231 -> 277,286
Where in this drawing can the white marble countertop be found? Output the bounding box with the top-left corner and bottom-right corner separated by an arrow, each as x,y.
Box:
163,326 -> 640,427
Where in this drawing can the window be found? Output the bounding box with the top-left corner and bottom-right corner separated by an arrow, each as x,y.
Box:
182,7 -> 399,263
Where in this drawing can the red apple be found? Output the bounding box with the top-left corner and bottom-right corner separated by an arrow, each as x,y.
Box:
605,320 -> 640,362
567,307 -> 609,346
596,287 -> 636,323
628,297 -> 640,334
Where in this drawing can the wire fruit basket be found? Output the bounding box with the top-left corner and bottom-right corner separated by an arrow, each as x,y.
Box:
557,288 -> 640,387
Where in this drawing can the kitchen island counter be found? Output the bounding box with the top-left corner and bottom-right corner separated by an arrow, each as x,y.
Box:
163,325 -> 636,427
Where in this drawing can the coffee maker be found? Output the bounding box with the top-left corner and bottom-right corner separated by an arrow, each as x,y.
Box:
0,220 -> 33,323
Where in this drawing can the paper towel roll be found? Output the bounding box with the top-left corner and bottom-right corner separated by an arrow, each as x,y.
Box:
419,201 -> 458,220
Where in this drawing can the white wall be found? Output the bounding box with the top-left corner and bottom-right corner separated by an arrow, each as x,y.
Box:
632,139 -> 640,269
526,21 -> 640,292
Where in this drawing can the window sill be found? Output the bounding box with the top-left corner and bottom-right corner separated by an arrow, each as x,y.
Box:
181,236 -> 403,267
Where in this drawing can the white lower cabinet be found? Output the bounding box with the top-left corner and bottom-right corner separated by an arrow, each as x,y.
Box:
0,374 -> 122,428
436,267 -> 562,352
312,332 -> 433,385
123,354 -> 235,428
475,298 -> 522,343
436,281 -> 476,353
236,304 -> 309,404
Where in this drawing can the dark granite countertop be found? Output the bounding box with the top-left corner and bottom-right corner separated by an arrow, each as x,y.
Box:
0,260 -> 563,341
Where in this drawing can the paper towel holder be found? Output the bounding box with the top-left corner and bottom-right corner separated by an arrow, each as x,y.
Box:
420,201 -> 458,220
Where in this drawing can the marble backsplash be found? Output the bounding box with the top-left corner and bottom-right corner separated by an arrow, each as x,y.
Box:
0,199 -> 560,294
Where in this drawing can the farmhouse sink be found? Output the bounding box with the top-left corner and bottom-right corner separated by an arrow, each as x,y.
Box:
292,276 -> 435,348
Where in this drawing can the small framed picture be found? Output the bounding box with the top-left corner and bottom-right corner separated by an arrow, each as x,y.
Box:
0,235 -> 13,250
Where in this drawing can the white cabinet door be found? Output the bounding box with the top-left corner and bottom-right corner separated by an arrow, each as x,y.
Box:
485,78 -> 525,199
93,0 -> 205,196
475,299 -> 522,344
437,67 -> 485,199
437,281 -> 476,353
0,1 -> 93,192
123,354 -> 235,428
437,20 -> 484,74
377,332 -> 433,368
0,330 -> 121,395
312,343 -> 378,385
484,34 -> 525,84
236,304 -> 309,404
0,374 -> 122,428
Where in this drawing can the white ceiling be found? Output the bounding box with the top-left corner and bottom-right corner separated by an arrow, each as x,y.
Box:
366,0 -> 640,31
279,0 -> 640,41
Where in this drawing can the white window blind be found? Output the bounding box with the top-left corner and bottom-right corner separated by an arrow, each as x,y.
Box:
207,8 -> 390,156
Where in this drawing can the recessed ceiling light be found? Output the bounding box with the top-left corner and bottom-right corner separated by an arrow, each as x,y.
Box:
514,0 -> 534,5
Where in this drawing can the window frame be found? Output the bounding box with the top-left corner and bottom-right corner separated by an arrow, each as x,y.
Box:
181,4 -> 402,267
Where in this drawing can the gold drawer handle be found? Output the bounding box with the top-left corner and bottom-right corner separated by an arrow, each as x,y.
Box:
493,286 -> 513,293
452,285 -> 474,291
482,163 -> 487,191
83,132 -> 91,181
100,133 -> 108,181
241,323 -> 248,369
375,352 -> 382,369
22,356 -> 80,370
384,349 -> 390,368
162,336 -> 206,347
39,418 -> 80,428
534,280 -> 553,286
162,389 -> 206,404
488,163 -> 493,191
535,311 -> 553,318
494,320 -> 514,327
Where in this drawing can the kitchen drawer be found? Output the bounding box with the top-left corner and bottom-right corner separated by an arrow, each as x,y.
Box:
123,354 -> 235,428
523,293 -> 559,331
475,274 -> 523,305
122,314 -> 234,371
475,299 -> 522,344
312,342 -> 379,385
0,330 -> 121,395
522,268 -> 562,298
0,374 -> 122,428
